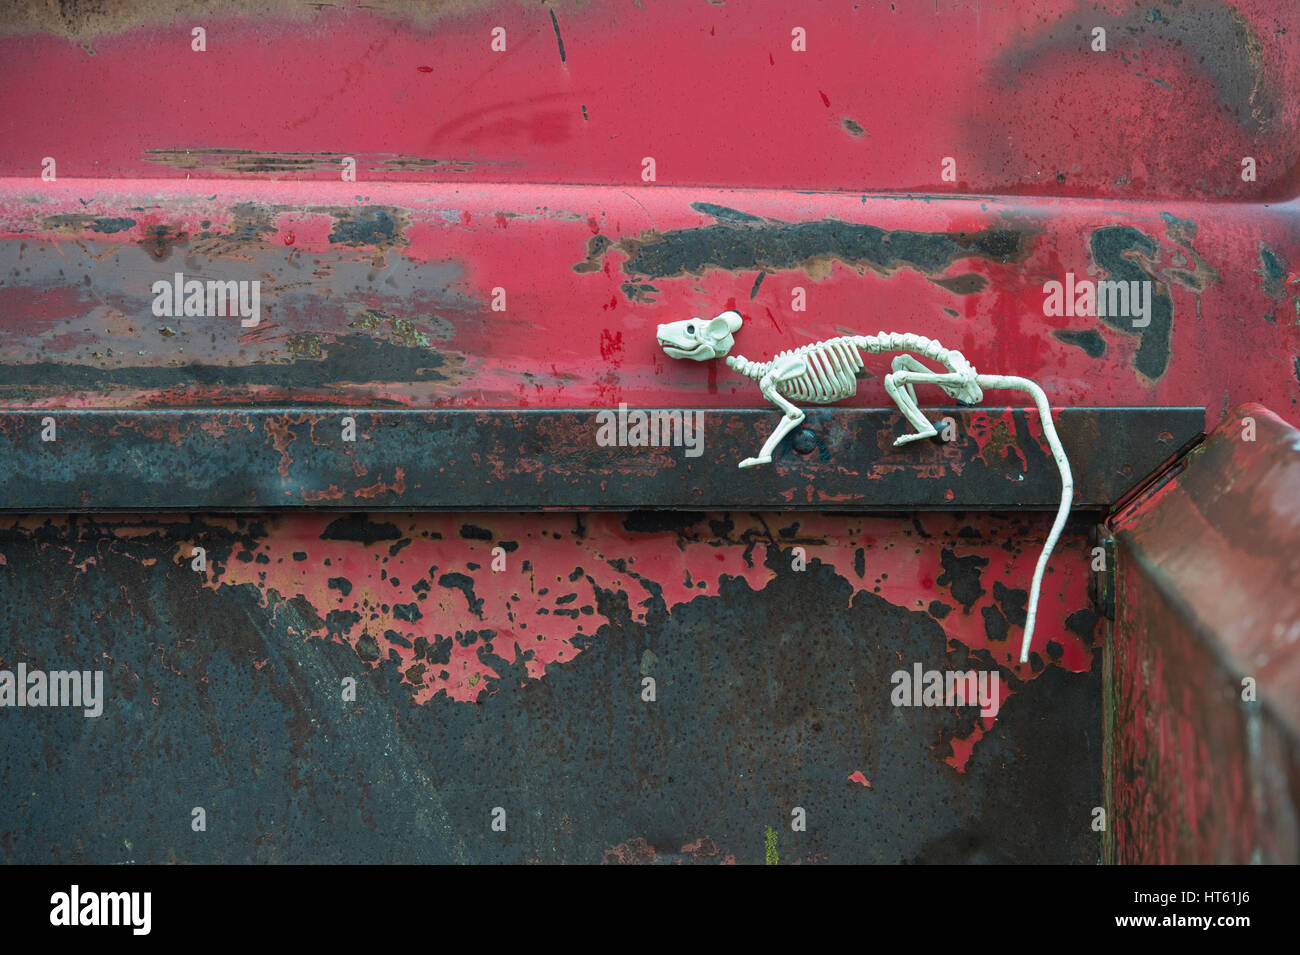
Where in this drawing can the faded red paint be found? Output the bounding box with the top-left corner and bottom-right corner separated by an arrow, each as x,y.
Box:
2,1 -> 1295,199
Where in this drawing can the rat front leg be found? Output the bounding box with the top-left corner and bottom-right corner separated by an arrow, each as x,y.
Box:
739,364 -> 806,468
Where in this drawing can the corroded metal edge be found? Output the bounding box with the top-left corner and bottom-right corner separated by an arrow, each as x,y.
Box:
0,406 -> 1203,511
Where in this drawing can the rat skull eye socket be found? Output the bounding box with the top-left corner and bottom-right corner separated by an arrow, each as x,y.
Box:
686,324 -> 695,335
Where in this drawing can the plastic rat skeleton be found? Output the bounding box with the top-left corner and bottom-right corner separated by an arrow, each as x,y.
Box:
656,310 -> 1073,664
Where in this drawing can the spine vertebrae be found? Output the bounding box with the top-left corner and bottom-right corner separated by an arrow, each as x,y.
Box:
853,332 -> 973,377
726,355 -> 770,378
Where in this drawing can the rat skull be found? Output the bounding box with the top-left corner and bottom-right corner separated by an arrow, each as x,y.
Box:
656,310 -> 743,361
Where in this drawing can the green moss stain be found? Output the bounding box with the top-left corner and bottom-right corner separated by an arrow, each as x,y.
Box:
764,825 -> 778,865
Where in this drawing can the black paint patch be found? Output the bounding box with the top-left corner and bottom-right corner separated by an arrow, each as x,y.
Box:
936,548 -> 989,612
842,118 -> 865,136
438,572 -> 484,617
39,213 -> 139,235
393,602 -> 422,623
328,207 -> 403,247
622,511 -> 702,534
981,605 -> 1009,641
1260,244 -> 1289,299
590,214 -> 1029,281
0,334 -> 454,394
919,649 -> 1102,862
1053,329 -> 1106,358
327,576 -> 353,596
1090,226 -> 1172,380
689,203 -> 763,224
90,217 -> 137,234
354,631 -> 380,662
992,581 -> 1027,628
750,271 -> 767,298
927,600 -> 952,620
620,282 -> 660,303
283,594 -> 324,632
459,524 -> 493,541
709,517 -> 734,537
1065,608 -> 1098,643
548,9 -> 566,63
325,608 -> 362,636
854,547 -> 865,579
929,273 -> 987,295
571,234 -> 613,273
322,515 -> 403,545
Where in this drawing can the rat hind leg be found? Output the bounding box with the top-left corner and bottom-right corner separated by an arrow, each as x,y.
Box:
884,363 -> 944,445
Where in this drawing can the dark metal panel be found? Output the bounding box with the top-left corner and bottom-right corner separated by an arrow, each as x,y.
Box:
0,509 -> 1101,864
0,406 -> 1202,511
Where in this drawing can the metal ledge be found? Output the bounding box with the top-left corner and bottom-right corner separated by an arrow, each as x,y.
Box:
0,406 -> 1203,511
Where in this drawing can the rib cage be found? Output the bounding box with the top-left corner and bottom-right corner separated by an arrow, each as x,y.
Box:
724,331 -> 973,404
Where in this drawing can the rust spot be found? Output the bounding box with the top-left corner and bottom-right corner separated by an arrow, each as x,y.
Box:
1259,242 -> 1289,300
142,149 -> 474,176
137,223 -> 188,260
37,214 -> 137,235
929,273 -> 987,295
999,4 -> 1280,133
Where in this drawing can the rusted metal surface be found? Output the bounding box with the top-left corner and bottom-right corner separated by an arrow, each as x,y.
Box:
0,406 -> 1201,511
0,0 -> 1294,866
0,509 -> 1100,863
1106,404 -> 1300,864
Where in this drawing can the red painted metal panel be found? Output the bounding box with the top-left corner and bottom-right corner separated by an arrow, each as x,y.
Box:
2,1 -> 1297,199
0,181 -> 1296,425
1107,404 -> 1300,863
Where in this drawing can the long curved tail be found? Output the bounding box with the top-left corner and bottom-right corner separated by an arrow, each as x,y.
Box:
974,375 -> 1074,664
